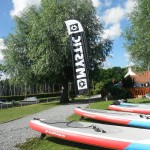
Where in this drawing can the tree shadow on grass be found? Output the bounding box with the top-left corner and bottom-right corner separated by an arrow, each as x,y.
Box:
17,136 -> 112,150
46,136 -> 111,150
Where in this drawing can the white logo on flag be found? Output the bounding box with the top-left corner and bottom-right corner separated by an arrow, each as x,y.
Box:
65,20 -> 83,35
77,79 -> 87,90
70,23 -> 79,32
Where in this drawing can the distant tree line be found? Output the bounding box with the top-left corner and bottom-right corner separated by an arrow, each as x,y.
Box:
0,66 -> 133,99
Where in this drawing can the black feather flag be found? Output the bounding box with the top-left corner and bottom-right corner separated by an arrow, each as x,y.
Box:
65,20 -> 89,95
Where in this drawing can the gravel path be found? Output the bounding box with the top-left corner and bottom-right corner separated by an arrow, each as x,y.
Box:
0,102 -> 89,150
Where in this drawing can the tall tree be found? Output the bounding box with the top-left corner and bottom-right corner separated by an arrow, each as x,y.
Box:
0,64 -> 5,80
3,0 -> 112,103
0,64 -> 3,80
123,0 -> 150,70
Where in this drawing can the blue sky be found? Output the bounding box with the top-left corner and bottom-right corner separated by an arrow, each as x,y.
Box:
0,0 -> 136,68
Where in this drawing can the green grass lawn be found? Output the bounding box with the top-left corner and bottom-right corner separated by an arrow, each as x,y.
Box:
12,98 -> 150,149
17,137 -> 108,150
0,101 -> 59,123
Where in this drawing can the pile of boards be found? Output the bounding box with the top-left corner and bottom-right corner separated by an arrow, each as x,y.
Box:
29,101 -> 150,150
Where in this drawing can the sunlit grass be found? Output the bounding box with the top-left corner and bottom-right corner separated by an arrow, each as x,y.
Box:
0,101 -> 59,123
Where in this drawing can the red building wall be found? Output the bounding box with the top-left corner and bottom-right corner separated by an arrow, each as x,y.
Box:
129,87 -> 150,98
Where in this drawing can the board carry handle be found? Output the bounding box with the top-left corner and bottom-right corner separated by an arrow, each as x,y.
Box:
92,125 -> 106,133
139,114 -> 150,119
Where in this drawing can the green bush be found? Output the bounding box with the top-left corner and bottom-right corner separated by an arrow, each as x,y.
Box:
92,89 -> 101,95
95,82 -> 104,91
109,86 -> 131,99
0,92 -> 61,102
90,81 -> 104,96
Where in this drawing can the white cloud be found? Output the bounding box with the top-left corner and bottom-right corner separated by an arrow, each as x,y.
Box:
0,39 -> 8,80
0,72 -> 9,81
92,0 -> 101,8
124,51 -> 130,61
102,6 -> 125,26
125,0 -> 137,14
124,51 -> 135,66
102,24 -> 121,39
10,0 -> 41,17
0,38 -> 6,62
103,61 -> 112,69
10,0 -> 101,17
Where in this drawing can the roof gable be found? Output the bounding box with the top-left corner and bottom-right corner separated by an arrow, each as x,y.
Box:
132,71 -> 150,83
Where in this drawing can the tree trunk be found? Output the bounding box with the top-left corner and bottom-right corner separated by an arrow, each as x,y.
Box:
60,66 -> 73,103
60,81 -> 69,103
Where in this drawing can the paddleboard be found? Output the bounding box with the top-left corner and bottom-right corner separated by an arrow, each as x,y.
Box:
108,103 -> 150,114
74,107 -> 150,128
30,118 -> 150,150
120,102 -> 150,107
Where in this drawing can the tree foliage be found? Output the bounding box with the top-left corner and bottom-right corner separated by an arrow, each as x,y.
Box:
91,67 -> 128,97
123,0 -> 150,70
0,64 -> 2,79
122,76 -> 135,88
3,0 -> 112,102
0,64 -> 5,80
92,67 -> 126,83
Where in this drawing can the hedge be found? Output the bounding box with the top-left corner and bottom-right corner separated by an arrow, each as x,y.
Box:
0,92 -> 61,102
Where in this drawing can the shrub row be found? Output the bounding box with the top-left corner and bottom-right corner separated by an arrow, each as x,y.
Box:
0,92 -> 61,102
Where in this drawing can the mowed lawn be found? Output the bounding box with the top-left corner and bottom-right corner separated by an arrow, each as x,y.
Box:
0,101 -> 59,123
17,98 -> 150,150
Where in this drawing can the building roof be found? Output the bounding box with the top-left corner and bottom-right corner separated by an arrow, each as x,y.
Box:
124,67 -> 136,78
131,71 -> 150,84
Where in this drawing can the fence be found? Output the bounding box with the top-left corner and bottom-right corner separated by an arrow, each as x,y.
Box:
129,87 -> 150,98
0,82 -> 61,96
